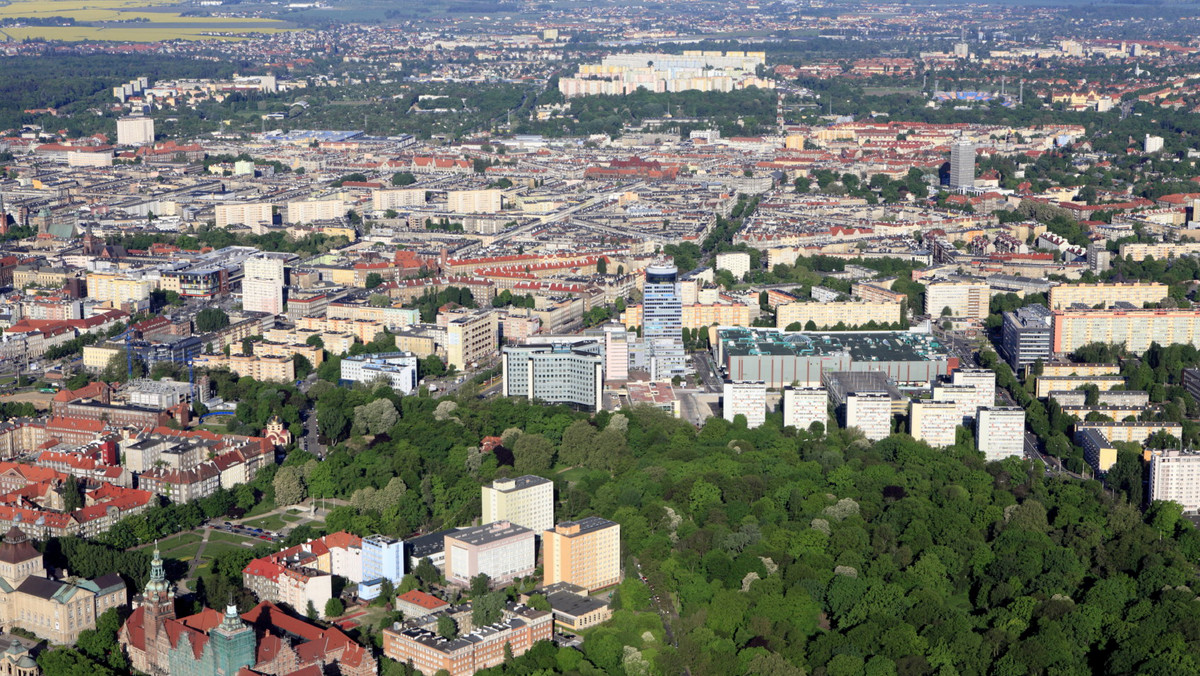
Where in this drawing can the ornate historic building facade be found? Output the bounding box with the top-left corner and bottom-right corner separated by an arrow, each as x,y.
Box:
120,547 -> 376,676
0,526 -> 125,645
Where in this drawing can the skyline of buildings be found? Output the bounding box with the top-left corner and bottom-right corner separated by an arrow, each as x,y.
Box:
2,5 -> 1200,675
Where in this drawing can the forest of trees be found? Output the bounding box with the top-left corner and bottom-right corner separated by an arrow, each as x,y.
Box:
39,359 -> 1197,676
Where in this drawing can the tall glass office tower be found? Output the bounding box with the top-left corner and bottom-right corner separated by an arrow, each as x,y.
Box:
643,262 -> 686,379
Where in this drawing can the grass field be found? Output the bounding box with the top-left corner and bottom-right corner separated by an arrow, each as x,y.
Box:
0,0 -> 298,41
242,514 -> 287,531
208,530 -> 262,545
154,529 -> 266,581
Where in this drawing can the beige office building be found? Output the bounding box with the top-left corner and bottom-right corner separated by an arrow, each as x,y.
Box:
191,353 -> 295,382
723,380 -> 766,428
776,300 -> 902,329
481,475 -> 554,535
116,116 -> 155,145
86,272 -> 154,309
1047,282 -> 1168,310
447,190 -> 503,214
1119,242 -> 1200,262
287,199 -> 347,224
1051,308 -> 1200,355
603,324 -> 629,382
1035,375 -> 1125,399
444,522 -> 536,587
950,368 -> 997,418
715,252 -> 751,280
853,282 -> 907,305
372,189 -> 427,211
215,202 -> 273,228
445,310 -> 498,370
621,303 -> 751,330
542,517 -> 621,592
924,281 -> 988,319
82,344 -> 123,372
1074,421 -> 1183,444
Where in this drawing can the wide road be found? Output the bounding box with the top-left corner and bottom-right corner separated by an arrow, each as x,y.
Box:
691,352 -> 723,393
489,181 -> 646,245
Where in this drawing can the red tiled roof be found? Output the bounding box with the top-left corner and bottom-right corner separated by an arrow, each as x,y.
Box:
397,590 -> 449,610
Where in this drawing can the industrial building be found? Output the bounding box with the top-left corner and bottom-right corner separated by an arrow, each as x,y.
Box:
716,327 -> 956,389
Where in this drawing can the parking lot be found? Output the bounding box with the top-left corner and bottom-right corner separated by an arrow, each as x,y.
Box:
209,520 -> 284,543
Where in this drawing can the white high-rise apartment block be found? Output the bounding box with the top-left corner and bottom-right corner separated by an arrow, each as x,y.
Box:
216,203 -> 273,229
931,384 -> 982,423
481,475 -> 554,534
447,189 -> 503,214
715,252 -> 751,280
287,199 -> 347,224
949,139 -> 975,190
723,380 -> 766,428
603,324 -> 629,382
925,281 -> 989,319
242,253 -> 288,315
845,392 -> 892,441
1149,450 -> 1200,512
117,116 -> 155,146
951,368 -> 996,417
976,407 -> 1025,462
910,400 -> 959,448
373,189 -> 427,211
1144,134 -> 1164,153
783,386 -> 827,431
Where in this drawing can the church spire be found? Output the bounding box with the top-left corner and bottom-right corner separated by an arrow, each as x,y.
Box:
144,543 -> 171,598
220,600 -> 243,632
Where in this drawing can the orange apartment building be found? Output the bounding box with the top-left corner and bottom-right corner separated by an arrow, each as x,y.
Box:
542,517 -> 621,592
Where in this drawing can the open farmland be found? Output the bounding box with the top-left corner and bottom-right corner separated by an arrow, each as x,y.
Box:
0,0 -> 298,40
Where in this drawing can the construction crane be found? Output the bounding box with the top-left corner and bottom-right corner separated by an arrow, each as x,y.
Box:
114,324 -> 196,398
